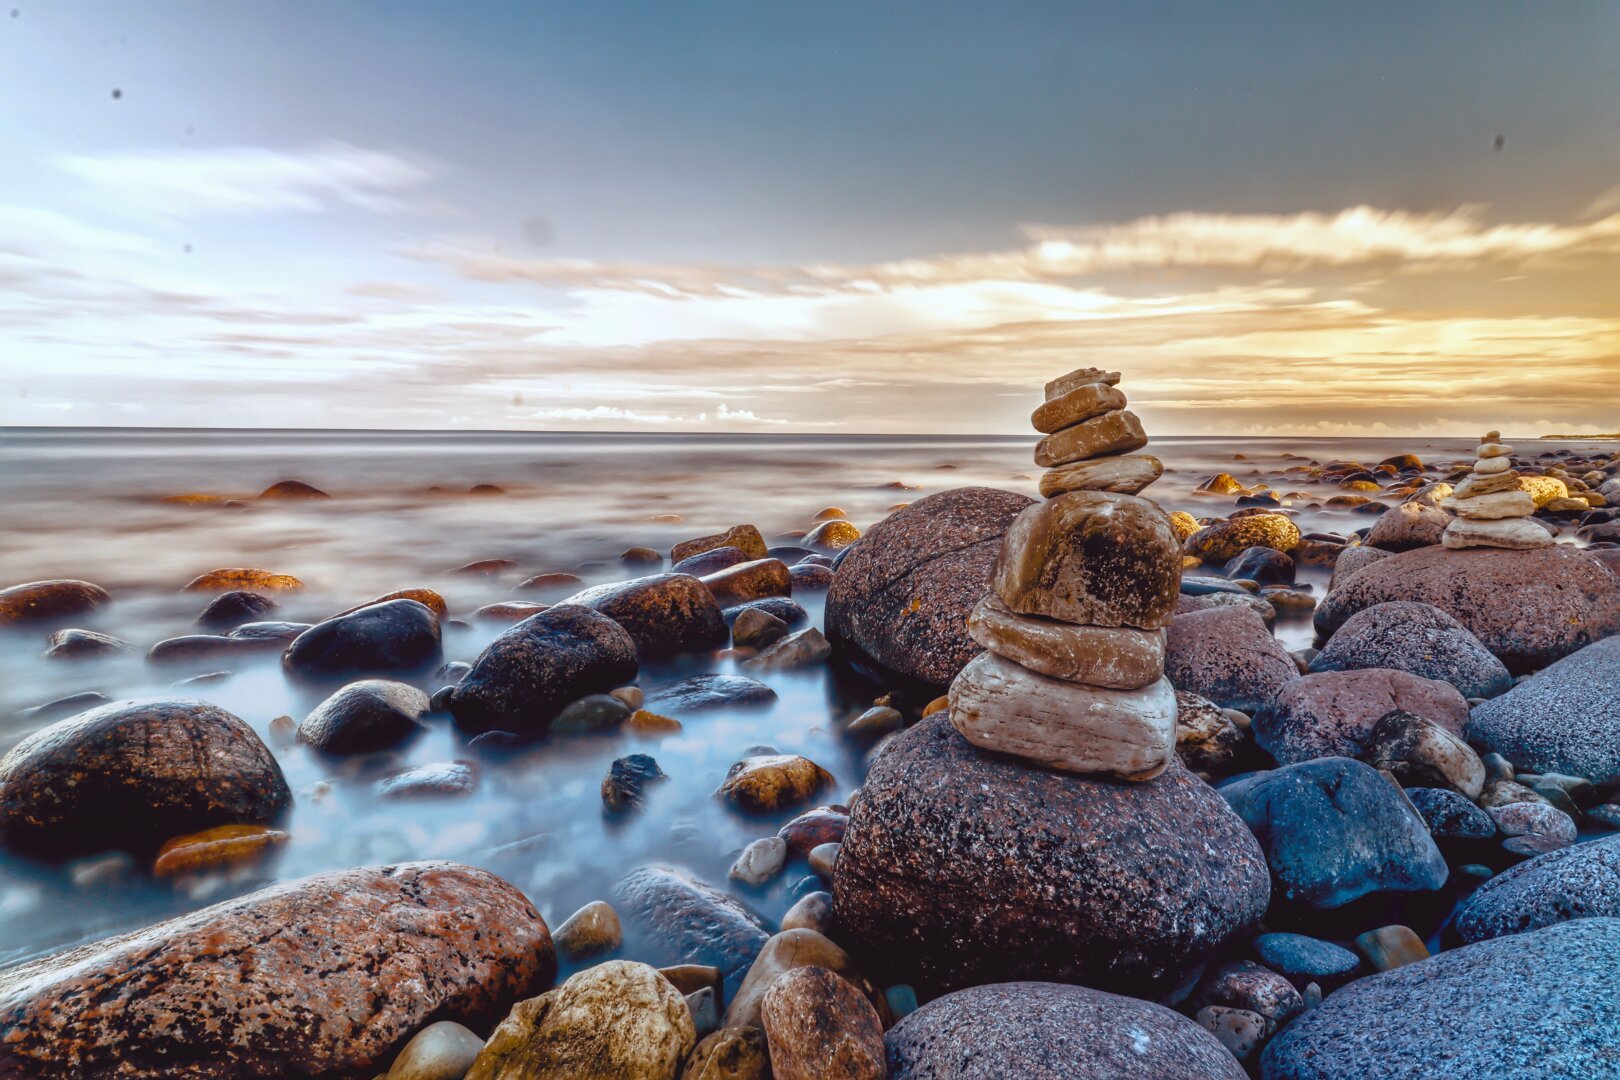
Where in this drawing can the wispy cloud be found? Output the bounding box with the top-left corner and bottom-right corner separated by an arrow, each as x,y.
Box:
52,141 -> 433,219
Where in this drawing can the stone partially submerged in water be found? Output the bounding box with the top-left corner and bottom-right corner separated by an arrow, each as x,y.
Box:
0,578 -> 110,625
282,598 -> 443,682
0,698 -> 291,856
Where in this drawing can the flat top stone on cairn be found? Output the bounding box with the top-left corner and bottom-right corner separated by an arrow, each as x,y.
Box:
1441,429 -> 1550,551
948,366 -> 1184,780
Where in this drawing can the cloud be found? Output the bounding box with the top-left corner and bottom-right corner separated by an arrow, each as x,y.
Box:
51,141 -> 433,219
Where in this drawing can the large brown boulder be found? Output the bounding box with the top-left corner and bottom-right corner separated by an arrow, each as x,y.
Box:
826,487 -> 1034,687
0,699 -> 291,856
761,966 -> 885,1080
559,573 -> 728,659
0,579 -> 110,625
1313,545 -> 1620,673
885,982 -> 1245,1080
1255,669 -> 1469,766
0,862 -> 554,1078
1165,606 -> 1299,714
832,715 -> 1269,998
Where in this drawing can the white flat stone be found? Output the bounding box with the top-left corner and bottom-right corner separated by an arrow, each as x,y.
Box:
1441,517 -> 1553,550
1453,470 -> 1521,498
1473,456 -> 1512,475
947,651 -> 1176,779
1443,490 -> 1536,520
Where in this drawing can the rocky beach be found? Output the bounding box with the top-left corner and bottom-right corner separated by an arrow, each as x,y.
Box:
3,405 -> 1620,1079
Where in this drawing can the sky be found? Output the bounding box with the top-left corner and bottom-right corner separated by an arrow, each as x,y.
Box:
1,2 -> 1618,436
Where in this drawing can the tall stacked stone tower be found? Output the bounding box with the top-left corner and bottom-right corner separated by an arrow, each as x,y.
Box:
948,367 -> 1183,779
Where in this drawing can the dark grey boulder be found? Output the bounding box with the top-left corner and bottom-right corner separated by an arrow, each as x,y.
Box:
1224,546 -> 1296,586
1222,757 -> 1448,909
297,679 -> 429,755
1453,833 -> 1620,943
885,981 -> 1245,1080
1405,786 -> 1496,840
282,599 -> 442,682
447,604 -> 638,736
1261,918 -> 1620,1079
1468,635 -> 1620,785
1252,933 -> 1360,985
195,590 -> 278,630
612,865 -> 770,1004
557,573 -> 727,659
647,674 -> 776,713
1310,601 -> 1511,699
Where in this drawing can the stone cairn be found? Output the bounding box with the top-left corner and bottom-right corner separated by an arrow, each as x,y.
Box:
1440,430 -> 1550,551
948,367 -> 1183,779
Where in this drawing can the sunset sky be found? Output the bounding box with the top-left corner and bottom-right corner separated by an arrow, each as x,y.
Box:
2,2 -> 1617,435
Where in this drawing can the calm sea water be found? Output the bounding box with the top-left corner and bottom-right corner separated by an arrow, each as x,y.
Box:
0,428 -> 1594,968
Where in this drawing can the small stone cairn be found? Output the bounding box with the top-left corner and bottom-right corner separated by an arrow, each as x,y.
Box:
1440,431 -> 1550,551
948,367 -> 1183,779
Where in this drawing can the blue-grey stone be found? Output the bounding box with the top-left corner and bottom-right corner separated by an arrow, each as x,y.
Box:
1469,636 -> 1620,785
1406,787 -> 1497,840
1453,833 -> 1620,943
1252,932 -> 1360,983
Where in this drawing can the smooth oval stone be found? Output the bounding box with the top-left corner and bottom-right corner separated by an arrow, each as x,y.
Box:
1468,635 -> 1620,785
1444,490 -> 1536,520
991,491 -> 1180,629
671,524 -> 768,564
1164,605 -> 1299,714
802,519 -> 862,552
1453,833 -> 1620,943
717,755 -> 834,813
182,568 -> 303,592
195,589 -> 278,630
558,573 -> 728,659
1030,381 -> 1127,435
1032,409 -> 1148,468
43,629 -> 130,660
968,594 -> 1165,688
948,652 -> 1176,779
761,965 -> 885,1080
0,579 -> 110,625
1038,453 -> 1163,498
700,559 -> 792,607
282,599 -> 442,682
1185,513 -> 1302,562
447,604 -> 638,736
0,698 -> 291,856
1252,932 -> 1360,984
671,546 -> 749,577
385,1020 -> 485,1080
298,679 -> 430,755
647,674 -> 776,713
612,866 -> 770,1004
1310,600 -> 1512,699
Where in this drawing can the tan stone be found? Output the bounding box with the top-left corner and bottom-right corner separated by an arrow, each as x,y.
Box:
992,491 -> 1181,629
1476,442 -> 1512,458
700,559 -> 791,607
1519,475 -> 1570,508
1044,366 -> 1120,399
1039,454 -> 1163,498
722,929 -> 886,1032
1362,710 -> 1486,799
152,824 -> 289,877
684,1027 -> 771,1080
1441,517 -> 1553,550
1031,382 -> 1127,435
717,755 -> 834,813
1033,409 -> 1148,468
968,593 -> 1165,688
1453,469 -> 1521,498
466,960 -> 694,1080
182,568 -> 303,592
1443,490 -> 1535,520
1168,510 -> 1202,540
1473,456 -> 1511,475
947,652 -> 1177,779
552,900 -> 623,960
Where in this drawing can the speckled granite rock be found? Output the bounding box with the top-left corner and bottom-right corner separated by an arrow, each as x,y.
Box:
1255,668 -> 1470,765
1363,501 -> 1450,552
1165,605 -> 1299,714
1453,833 -> 1620,943
761,965 -> 885,1080
885,981 -> 1245,1080
1313,545 -> 1620,674
1311,601 -> 1511,699
1405,786 -> 1496,840
1184,513 -> 1302,562
0,698 -> 291,855
1261,918 -> 1620,1079
826,487 -> 1034,687
1468,635 -> 1620,784
1222,757 -> 1448,909
832,715 -> 1269,998
1327,545 -> 1392,593
613,866 -> 771,1004
0,862 -> 553,1078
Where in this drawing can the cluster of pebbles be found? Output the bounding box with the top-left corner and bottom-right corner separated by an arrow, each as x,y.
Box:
1441,430 -> 1552,550
949,367 -> 1182,778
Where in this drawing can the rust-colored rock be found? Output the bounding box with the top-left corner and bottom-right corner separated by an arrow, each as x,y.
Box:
718,755 -> 834,813
761,966 -> 885,1080
1184,514 -> 1301,562
1032,409 -> 1148,468
152,823 -> 290,877
0,862 -> 554,1078
0,699 -> 291,856
826,488 -> 1033,687
183,568 -> 304,592
1030,381 -> 1128,435
700,559 -> 792,608
333,588 -> 449,619
673,525 -> 768,564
